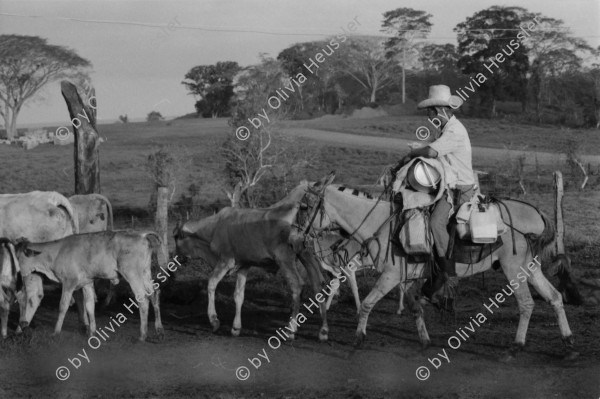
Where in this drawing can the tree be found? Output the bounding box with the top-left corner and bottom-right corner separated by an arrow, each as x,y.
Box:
419,43 -> 460,72
230,54 -> 289,125
334,36 -> 401,104
182,61 -> 240,118
224,55 -> 316,207
525,15 -> 593,120
147,110 -> 164,122
278,41 -> 341,114
381,8 -> 433,104
118,114 -> 128,123
220,126 -> 280,208
454,6 -> 530,116
0,35 -> 91,139
220,124 -> 317,208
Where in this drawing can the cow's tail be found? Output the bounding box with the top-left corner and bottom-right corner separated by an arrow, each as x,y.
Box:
142,231 -> 163,267
142,231 -> 162,247
51,192 -> 79,234
137,231 -> 162,297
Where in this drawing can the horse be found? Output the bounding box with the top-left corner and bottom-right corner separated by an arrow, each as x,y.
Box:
304,173 -> 578,361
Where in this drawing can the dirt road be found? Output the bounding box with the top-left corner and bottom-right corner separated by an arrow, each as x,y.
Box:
282,127 -> 600,166
1,268 -> 598,399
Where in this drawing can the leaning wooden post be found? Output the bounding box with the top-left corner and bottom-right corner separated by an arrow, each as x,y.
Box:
554,171 -> 565,254
155,186 -> 169,266
61,81 -> 101,194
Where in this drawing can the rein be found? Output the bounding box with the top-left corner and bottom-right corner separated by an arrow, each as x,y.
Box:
330,181 -> 397,271
298,174 -> 399,272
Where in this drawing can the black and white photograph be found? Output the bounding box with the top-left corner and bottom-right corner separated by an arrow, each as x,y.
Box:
0,0 -> 599,398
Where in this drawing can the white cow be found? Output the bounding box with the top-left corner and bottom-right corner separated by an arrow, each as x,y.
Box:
0,191 -> 78,337
68,194 -> 113,233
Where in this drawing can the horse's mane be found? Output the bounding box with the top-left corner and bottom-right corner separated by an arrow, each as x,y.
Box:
332,185 -> 375,200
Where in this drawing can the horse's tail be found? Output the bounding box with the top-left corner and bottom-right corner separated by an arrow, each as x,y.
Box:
548,254 -> 584,306
527,210 -> 555,264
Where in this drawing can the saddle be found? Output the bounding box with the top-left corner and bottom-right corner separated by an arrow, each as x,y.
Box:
446,218 -> 503,264
392,196 -> 504,265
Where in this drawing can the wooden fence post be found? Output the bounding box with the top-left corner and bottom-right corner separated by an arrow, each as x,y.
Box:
61,81 -> 101,194
155,186 -> 169,266
554,171 -> 565,254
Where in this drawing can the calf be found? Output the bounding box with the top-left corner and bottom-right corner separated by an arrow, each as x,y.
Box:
14,231 -> 163,341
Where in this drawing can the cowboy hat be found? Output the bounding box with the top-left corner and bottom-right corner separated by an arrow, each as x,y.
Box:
417,85 -> 463,109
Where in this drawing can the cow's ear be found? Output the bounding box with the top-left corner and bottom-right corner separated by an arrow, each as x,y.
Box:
23,248 -> 41,257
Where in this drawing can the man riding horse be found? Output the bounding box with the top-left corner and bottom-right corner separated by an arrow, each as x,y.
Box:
392,84 -> 476,305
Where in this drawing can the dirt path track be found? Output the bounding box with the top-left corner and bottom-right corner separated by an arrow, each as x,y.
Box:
283,127 -> 600,166
1,275 -> 598,399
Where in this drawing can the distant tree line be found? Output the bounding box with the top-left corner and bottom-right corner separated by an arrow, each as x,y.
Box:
181,5 -> 600,127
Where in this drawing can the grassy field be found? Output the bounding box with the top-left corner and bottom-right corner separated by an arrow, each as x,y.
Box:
1,116 -> 598,251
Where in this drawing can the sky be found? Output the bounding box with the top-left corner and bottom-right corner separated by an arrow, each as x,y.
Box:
1,0 -> 599,126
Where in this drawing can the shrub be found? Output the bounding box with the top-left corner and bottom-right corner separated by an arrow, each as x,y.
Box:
147,111 -> 164,122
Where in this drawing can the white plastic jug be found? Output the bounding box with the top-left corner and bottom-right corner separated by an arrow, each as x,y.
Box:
470,206 -> 498,244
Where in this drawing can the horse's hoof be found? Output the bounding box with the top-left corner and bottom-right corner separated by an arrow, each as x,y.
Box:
156,328 -> 165,341
231,327 -> 241,337
354,332 -> 366,348
420,340 -> 431,351
500,343 -> 523,362
318,329 -> 329,342
564,351 -> 579,361
396,309 -> 403,316
79,325 -> 88,336
210,317 -> 220,333
288,333 -> 295,341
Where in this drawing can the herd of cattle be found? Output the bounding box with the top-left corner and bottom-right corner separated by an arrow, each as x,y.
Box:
0,180 -> 359,344
1,180 -> 599,356
0,191 -> 166,341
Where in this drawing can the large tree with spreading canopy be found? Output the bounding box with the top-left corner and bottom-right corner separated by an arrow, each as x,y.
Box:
0,35 -> 91,139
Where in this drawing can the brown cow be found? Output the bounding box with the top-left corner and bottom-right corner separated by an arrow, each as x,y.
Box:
174,177 -> 335,340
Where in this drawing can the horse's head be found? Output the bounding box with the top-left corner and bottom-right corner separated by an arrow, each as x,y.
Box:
300,172 -> 336,233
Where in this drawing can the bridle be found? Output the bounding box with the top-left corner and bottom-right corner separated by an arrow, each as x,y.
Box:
296,184 -> 335,240
296,177 -> 398,272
